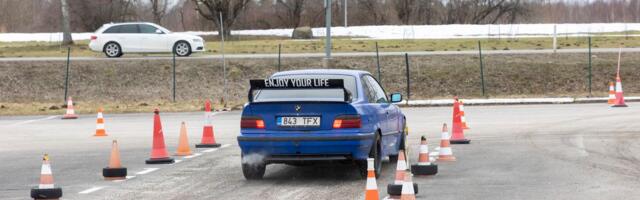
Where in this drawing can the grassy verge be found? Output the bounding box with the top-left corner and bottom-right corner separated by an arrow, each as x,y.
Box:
0,100 -> 238,116
2,35 -> 640,57
1,51 -> 639,115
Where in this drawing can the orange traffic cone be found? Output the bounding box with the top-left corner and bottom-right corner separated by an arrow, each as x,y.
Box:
460,100 -> 470,129
438,123 -> 456,161
175,122 -> 193,156
103,140 -> 127,180
451,97 -> 470,144
608,82 -> 616,105
196,99 -> 221,148
364,158 -> 379,200
400,172 -> 416,200
145,109 -> 174,164
612,76 -> 628,107
411,136 -> 438,176
612,48 -> 628,107
94,108 -> 107,136
30,154 -> 62,200
62,97 -> 78,119
387,150 -> 418,196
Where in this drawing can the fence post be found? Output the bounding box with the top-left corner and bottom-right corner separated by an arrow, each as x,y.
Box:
588,36 -> 592,96
478,41 -> 486,97
63,47 -> 70,101
172,50 -> 176,102
404,53 -> 410,105
375,42 -> 381,82
277,43 -> 281,72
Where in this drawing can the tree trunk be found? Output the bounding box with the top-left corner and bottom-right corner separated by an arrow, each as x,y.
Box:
60,0 -> 73,45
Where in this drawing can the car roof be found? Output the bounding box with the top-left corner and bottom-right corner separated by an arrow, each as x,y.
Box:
101,22 -> 158,27
272,69 -> 371,77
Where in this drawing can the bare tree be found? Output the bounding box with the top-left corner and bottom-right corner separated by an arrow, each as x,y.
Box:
61,0 -> 73,45
193,0 -> 250,37
394,0 -> 417,24
149,0 -> 169,25
354,0 -> 385,25
70,0 -> 138,31
275,0 -> 306,28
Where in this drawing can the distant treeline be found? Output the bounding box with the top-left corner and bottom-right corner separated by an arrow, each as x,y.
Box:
1,0 -> 639,33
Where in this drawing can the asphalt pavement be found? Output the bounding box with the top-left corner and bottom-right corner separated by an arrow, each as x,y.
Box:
1,103 -> 639,199
1,47 -> 639,62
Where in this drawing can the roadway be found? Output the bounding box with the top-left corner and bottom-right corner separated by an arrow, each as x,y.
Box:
0,48 -> 638,62
0,103 -> 639,199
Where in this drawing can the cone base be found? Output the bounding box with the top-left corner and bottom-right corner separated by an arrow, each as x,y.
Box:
103,167 -> 127,178
387,183 -> 418,196
450,139 -> 471,144
62,115 -> 78,119
438,156 -> 457,162
94,134 -> 108,137
31,187 -> 62,199
612,104 -> 628,107
411,164 -> 438,175
145,157 -> 175,164
195,143 -> 221,148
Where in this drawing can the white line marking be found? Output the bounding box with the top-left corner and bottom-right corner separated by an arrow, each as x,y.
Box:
220,144 -> 231,148
78,186 -> 105,194
174,159 -> 182,164
183,153 -> 202,159
5,116 -> 57,127
135,168 -> 159,175
112,176 -> 136,183
202,149 -> 218,153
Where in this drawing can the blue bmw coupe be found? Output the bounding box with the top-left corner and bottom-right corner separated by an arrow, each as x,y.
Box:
237,69 -> 406,179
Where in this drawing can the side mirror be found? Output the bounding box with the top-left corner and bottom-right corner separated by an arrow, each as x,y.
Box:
155,29 -> 163,34
390,93 -> 402,103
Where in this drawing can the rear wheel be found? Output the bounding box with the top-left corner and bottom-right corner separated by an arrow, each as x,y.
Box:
359,132 -> 381,178
103,42 -> 122,58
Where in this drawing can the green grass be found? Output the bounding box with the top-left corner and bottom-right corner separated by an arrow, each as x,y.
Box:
1,35 -> 640,57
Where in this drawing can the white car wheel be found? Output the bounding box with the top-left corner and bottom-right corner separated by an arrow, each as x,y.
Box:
104,43 -> 121,58
174,42 -> 191,57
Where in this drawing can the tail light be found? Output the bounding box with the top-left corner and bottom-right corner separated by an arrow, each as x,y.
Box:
333,115 -> 361,129
241,116 -> 265,129
90,35 -> 97,40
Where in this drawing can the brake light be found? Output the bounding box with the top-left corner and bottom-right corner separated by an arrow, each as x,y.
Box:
90,35 -> 97,40
333,115 -> 361,128
241,117 -> 265,129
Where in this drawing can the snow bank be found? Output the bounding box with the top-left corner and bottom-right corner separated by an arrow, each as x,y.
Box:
2,23 -> 640,42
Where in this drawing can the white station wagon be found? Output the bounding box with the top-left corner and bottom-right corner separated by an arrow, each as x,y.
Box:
89,22 -> 205,57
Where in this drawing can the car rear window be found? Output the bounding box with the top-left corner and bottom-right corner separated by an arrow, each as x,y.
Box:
252,74 -> 357,102
103,26 -> 120,34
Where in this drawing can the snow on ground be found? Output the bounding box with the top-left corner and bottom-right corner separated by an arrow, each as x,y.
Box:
2,23 -> 640,42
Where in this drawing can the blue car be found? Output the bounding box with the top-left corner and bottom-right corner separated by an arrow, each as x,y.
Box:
237,69 -> 406,179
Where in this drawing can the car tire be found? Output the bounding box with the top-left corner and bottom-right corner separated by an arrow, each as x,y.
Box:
241,154 -> 266,180
173,41 -> 191,57
359,132 -> 381,179
389,121 -> 407,163
103,42 -> 122,58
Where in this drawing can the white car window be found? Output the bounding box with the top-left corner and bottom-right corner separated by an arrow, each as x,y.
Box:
139,24 -> 159,34
103,26 -> 120,34
119,25 -> 138,34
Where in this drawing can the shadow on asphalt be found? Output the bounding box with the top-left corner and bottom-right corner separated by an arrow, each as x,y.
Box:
259,161 -> 395,182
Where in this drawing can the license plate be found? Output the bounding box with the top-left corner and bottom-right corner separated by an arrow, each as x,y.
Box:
277,116 -> 320,127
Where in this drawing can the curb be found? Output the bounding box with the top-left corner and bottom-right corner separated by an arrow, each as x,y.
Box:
399,97 -> 640,107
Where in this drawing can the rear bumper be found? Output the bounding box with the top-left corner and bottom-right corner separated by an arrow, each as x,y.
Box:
237,132 -> 375,162
88,41 -> 102,52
